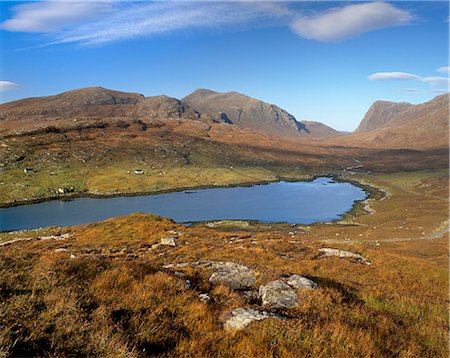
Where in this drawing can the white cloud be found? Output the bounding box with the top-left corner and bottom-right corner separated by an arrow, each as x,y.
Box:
54,2 -> 275,46
370,69 -> 449,94
290,2 -> 413,42
437,66 -> 449,74
0,1 -> 113,33
0,81 -> 21,91
368,72 -> 421,81
421,76 -> 450,87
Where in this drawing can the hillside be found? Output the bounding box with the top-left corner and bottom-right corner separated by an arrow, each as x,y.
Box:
355,101 -> 413,132
182,89 -> 308,137
300,120 -> 342,138
0,87 -> 200,135
333,94 -> 449,150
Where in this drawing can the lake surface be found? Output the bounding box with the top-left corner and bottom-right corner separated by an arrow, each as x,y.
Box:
0,177 -> 367,231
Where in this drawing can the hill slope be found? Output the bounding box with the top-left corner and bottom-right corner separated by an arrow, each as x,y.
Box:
355,101 -> 413,132
334,94 -> 449,150
300,120 -> 342,138
182,89 -> 307,137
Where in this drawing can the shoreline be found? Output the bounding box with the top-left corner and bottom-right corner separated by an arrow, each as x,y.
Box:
0,172 -> 382,209
0,173 -> 386,233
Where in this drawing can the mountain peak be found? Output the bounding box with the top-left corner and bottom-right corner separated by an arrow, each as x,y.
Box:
182,89 -> 306,137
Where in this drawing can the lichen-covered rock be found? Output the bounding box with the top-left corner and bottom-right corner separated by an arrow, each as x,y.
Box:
209,262 -> 255,290
259,280 -> 298,308
223,308 -> 279,331
286,275 -> 318,290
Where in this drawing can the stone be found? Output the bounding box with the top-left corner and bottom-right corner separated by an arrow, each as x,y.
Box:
160,236 -> 176,246
259,280 -> 298,309
223,308 -> 279,331
209,262 -> 255,290
319,248 -> 365,261
286,275 -> 318,290
198,293 -> 211,303
54,248 -> 69,253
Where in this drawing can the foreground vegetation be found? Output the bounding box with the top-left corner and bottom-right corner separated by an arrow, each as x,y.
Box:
0,170 -> 448,356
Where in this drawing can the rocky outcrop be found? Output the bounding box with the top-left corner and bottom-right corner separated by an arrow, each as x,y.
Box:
259,280 -> 298,309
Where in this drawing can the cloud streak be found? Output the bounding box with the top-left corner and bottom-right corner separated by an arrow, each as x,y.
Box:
370,68 -> 449,94
0,1 -> 415,46
0,81 -> 21,91
368,72 -> 421,81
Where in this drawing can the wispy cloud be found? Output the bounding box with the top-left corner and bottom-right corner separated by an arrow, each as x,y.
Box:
368,72 -> 421,81
370,67 -> 449,94
0,1 -> 113,33
290,2 -> 413,42
0,1 -> 414,47
0,81 -> 21,91
421,76 -> 450,86
437,66 -> 449,74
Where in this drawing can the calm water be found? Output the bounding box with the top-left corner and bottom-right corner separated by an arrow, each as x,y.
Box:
0,177 -> 367,231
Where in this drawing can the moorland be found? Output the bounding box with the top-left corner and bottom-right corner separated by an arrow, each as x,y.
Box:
0,87 -> 448,357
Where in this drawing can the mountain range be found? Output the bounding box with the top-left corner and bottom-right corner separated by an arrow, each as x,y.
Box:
2,86 -> 447,150
0,87 -> 447,176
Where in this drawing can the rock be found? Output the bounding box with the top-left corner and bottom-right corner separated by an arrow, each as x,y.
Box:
209,262 -> 255,290
319,248 -> 365,261
198,293 -> 211,303
151,243 -> 161,250
259,280 -> 298,309
286,275 -> 317,290
160,236 -> 176,246
54,248 -> 69,253
223,308 -> 280,331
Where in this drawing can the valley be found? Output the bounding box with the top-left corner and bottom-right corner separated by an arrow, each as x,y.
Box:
0,86 -> 448,357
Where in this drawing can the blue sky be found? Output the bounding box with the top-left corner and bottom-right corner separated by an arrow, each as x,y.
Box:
0,1 -> 448,131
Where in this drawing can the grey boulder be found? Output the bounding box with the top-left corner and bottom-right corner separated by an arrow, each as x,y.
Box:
209,262 -> 255,290
286,275 -> 318,290
259,280 -> 298,309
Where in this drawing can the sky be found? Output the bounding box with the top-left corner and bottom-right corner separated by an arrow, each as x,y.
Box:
0,1 -> 448,131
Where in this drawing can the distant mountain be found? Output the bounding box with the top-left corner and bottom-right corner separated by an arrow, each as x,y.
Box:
333,94 -> 449,149
355,100 -> 413,132
300,120 -> 342,138
182,89 -> 307,137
